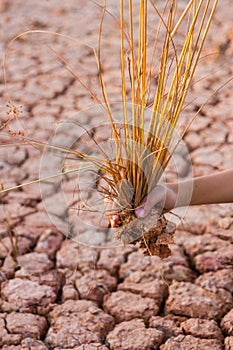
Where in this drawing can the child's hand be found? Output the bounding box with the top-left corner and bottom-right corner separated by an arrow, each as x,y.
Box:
135,183 -> 177,218
107,183 -> 178,227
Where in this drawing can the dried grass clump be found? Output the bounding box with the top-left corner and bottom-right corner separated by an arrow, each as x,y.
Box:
1,0 -> 219,257
100,0 -> 218,257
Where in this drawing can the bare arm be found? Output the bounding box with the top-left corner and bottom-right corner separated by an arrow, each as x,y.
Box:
173,168 -> 233,208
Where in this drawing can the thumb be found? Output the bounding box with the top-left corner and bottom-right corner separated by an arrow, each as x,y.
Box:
135,184 -> 167,218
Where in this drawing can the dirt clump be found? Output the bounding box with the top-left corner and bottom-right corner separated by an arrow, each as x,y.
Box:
115,208 -> 176,258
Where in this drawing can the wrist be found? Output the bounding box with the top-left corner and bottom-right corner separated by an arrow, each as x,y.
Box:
168,180 -> 192,209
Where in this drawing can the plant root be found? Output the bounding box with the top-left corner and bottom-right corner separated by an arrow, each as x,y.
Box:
114,208 -> 176,259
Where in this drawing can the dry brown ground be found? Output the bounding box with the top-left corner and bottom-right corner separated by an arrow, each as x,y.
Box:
0,1 -> 233,349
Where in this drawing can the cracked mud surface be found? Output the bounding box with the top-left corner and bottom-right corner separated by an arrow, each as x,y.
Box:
0,1 -> 233,349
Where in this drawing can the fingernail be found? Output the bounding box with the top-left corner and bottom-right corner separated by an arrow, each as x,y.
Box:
135,207 -> 145,217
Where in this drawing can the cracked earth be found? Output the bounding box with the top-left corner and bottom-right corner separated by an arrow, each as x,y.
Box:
0,1 -> 233,349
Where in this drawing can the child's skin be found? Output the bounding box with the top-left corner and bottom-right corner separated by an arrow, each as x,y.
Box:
109,168 -> 233,227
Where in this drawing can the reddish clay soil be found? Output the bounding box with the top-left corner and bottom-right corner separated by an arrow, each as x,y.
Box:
0,1 -> 233,349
